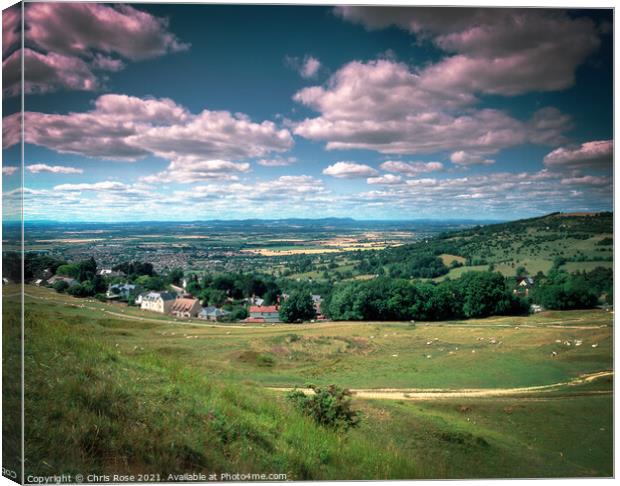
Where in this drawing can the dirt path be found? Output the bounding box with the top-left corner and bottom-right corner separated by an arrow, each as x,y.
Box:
268,370 -> 613,401
20,290 -> 611,332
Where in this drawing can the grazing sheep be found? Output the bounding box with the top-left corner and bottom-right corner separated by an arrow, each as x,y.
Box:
592,343 -> 599,348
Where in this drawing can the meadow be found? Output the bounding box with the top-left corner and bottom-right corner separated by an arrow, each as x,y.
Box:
16,285 -> 613,479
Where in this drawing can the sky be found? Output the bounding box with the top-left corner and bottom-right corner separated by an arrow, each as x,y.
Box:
1,3 -> 614,222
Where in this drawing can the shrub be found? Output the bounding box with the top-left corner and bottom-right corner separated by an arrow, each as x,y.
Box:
53,280 -> 70,293
287,384 -> 360,430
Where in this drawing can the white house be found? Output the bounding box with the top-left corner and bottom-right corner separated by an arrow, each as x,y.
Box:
140,291 -> 176,314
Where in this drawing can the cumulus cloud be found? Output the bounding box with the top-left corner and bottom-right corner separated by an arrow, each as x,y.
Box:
544,140 -> 613,171
286,55 -> 322,78
141,158 -> 250,184
450,151 -> 494,166
367,174 -> 403,185
3,48 -> 98,96
2,113 -> 20,149
2,166 -> 18,176
323,161 -> 378,178
335,7 -> 601,95
3,4 -> 21,57
26,3 -> 188,60
10,94 -> 293,163
27,164 -> 83,174
293,59 -> 571,156
4,3 -> 189,96
380,160 -> 443,175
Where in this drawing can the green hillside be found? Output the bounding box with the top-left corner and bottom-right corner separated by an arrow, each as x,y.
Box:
354,212 -> 613,281
8,287 -> 613,479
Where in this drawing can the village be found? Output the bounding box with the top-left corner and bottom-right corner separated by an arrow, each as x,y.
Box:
37,266 -> 325,324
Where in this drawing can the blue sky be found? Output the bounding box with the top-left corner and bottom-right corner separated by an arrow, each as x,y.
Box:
2,3 -> 613,221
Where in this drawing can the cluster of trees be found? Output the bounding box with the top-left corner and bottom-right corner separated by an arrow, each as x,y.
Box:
323,271 -> 529,321
53,257 -> 107,297
531,267 -> 612,309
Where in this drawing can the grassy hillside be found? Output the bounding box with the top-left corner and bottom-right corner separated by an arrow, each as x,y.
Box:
17,286 -> 614,478
429,212 -> 612,278
307,212 -> 613,283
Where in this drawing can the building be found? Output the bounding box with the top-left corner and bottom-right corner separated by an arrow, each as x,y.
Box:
170,284 -> 192,298
170,298 -> 202,318
311,294 -> 325,319
247,295 -> 265,306
47,275 -> 78,287
97,269 -> 125,278
514,277 -> 535,296
248,305 -> 281,323
106,283 -> 136,299
198,306 -> 230,321
140,291 -> 176,314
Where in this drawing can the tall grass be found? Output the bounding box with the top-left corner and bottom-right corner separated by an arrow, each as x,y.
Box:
23,305 -> 417,479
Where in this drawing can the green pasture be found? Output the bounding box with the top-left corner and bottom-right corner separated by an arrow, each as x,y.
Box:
10,285 -> 614,478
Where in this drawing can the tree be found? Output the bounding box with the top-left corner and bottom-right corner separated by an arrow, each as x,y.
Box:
56,264 -> 80,279
515,266 -> 527,278
279,291 -> 316,323
167,268 -> 184,286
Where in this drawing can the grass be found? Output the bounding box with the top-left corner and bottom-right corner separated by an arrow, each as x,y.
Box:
15,285 -> 614,478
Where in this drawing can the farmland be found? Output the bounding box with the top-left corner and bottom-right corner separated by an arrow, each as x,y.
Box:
14,285 -> 614,478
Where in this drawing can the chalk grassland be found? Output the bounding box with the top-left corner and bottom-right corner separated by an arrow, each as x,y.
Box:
15,285 -> 613,479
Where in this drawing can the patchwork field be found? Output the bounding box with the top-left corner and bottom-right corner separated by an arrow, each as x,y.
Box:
12,285 -> 613,479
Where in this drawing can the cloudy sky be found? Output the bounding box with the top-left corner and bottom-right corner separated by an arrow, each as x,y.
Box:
1,3 -> 613,221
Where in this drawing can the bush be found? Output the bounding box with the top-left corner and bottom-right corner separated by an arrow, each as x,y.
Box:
287,384 -> 360,430
53,280 -> 70,293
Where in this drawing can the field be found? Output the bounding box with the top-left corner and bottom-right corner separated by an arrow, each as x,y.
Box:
15,285 -> 613,479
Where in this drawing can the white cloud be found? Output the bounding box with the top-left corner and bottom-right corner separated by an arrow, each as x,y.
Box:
367,174 -> 403,185
335,7 -> 601,95
141,158 -> 250,184
544,140 -> 613,171
286,55 -> 322,79
54,181 -> 129,192
2,166 -> 18,176
450,151 -> 494,166
560,175 -> 610,186
9,94 -> 293,164
380,160 -> 444,175
293,59 -> 570,156
301,56 -> 321,78
27,163 -> 83,174
257,157 -> 297,167
323,161 -> 378,178
3,3 -> 189,97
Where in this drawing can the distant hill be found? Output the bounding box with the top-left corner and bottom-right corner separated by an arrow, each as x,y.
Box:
355,212 -> 613,280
